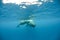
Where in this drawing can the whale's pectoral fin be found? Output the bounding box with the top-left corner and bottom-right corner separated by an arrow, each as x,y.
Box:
29,21 -> 36,27
17,21 -> 26,27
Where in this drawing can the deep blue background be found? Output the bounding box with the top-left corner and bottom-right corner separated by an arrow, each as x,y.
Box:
0,0 -> 60,40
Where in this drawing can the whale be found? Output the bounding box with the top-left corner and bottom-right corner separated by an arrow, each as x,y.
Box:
17,15 -> 36,27
17,19 -> 36,27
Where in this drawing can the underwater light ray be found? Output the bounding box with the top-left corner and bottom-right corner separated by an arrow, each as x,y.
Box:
2,0 -> 54,8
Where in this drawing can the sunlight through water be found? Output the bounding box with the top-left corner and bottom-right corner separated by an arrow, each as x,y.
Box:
2,0 -> 53,8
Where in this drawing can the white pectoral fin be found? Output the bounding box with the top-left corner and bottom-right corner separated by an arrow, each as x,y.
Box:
20,20 -> 26,25
17,20 -> 26,27
29,21 -> 36,27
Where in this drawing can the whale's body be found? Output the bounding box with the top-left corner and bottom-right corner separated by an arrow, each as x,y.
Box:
17,15 -> 36,27
17,19 -> 36,27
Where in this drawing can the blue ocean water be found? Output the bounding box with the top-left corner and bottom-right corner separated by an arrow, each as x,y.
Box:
0,0 -> 60,40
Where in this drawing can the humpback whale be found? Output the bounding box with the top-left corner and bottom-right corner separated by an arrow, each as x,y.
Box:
17,19 -> 36,27
17,15 -> 36,27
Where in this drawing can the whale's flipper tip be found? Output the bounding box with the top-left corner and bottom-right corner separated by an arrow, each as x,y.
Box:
28,22 -> 36,28
30,24 -> 36,27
